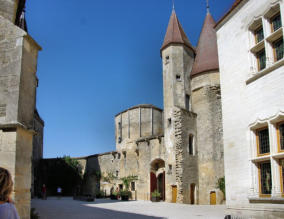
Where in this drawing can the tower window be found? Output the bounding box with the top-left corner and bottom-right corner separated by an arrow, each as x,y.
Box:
186,95 -> 191,111
188,135 -> 193,155
176,75 -> 181,81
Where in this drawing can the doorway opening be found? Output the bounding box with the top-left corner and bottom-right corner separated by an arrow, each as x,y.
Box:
150,159 -> 165,201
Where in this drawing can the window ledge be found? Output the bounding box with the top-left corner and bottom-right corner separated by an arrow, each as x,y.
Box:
251,155 -> 270,162
250,40 -> 264,53
248,196 -> 284,203
272,152 -> 284,159
266,27 -> 283,43
246,58 -> 284,84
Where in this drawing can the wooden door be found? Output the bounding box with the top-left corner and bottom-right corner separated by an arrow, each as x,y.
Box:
172,186 -> 177,203
210,191 -> 216,205
190,184 -> 195,204
150,172 -> 157,193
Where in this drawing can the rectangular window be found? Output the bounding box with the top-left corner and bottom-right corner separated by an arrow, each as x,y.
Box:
131,182 -> 135,191
259,162 -> 272,196
188,135 -> 193,155
255,27 -> 264,43
186,95 -> 190,111
280,159 -> 284,196
273,38 -> 283,61
256,127 -> 270,155
271,13 -> 282,32
257,49 -> 266,71
278,122 -> 284,151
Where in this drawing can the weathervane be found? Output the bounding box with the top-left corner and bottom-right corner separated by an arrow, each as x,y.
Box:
206,0 -> 210,13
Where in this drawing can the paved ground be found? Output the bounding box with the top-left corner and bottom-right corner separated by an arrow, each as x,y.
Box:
31,197 -> 226,219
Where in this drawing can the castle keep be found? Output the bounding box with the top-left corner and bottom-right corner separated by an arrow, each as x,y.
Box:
80,8 -> 224,205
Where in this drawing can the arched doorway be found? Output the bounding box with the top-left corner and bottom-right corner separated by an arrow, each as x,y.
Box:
150,159 -> 165,201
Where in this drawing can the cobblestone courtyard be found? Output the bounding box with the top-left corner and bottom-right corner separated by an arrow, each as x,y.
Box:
31,197 -> 226,219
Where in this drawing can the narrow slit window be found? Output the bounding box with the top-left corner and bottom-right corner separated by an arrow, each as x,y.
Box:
188,135 -> 193,155
257,49 -> 266,71
259,162 -> 272,196
176,75 -> 181,81
273,38 -> 283,61
257,128 -> 270,155
186,95 -> 190,111
271,13 -> 282,32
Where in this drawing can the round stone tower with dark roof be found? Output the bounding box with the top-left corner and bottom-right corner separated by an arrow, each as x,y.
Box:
190,10 -> 224,204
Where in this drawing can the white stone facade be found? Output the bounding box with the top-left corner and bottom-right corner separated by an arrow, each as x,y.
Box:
216,0 -> 284,217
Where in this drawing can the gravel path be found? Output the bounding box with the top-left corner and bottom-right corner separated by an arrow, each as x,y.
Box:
31,197 -> 226,219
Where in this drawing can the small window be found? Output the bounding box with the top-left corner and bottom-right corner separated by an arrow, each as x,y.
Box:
168,118 -> 171,126
131,182 -> 135,191
119,184 -> 123,190
165,56 -> 170,64
256,49 -> 266,71
259,162 -> 272,196
176,75 -> 181,81
168,164 -> 172,174
255,26 -> 264,43
188,135 -> 193,155
116,170 -> 119,177
256,127 -> 270,155
117,153 -> 121,159
271,13 -> 282,32
277,122 -> 284,152
273,38 -> 283,62
185,95 -> 190,111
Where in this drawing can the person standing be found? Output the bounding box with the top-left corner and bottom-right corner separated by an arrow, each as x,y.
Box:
42,184 -> 47,200
0,167 -> 20,219
57,187 -> 62,199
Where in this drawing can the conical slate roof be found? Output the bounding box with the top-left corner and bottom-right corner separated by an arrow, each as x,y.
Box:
161,9 -> 195,52
191,12 -> 219,77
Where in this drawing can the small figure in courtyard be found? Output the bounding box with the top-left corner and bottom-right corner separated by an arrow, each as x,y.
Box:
57,186 -> 62,199
42,184 -> 47,200
0,167 -> 20,219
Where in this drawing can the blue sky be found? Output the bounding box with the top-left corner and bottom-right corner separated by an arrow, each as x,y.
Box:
26,0 -> 235,158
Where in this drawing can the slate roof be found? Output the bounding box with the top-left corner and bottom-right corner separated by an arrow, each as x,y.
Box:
161,9 -> 195,52
191,12 -> 219,76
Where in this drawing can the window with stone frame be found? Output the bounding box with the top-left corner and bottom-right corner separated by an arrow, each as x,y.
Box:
277,122 -> 284,152
256,49 -> 266,71
280,159 -> 284,196
255,26 -> 264,43
256,127 -> 270,156
258,161 -> 272,196
271,12 -> 282,32
273,38 -> 284,62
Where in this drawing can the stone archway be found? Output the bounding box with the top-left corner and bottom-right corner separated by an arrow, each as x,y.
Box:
150,159 -> 165,201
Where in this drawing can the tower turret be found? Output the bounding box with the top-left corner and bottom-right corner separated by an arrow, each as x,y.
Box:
161,9 -> 195,111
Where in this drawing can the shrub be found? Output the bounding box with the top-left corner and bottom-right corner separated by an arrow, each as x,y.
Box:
216,177 -> 226,198
151,190 -> 161,198
119,190 -> 131,197
95,190 -> 105,198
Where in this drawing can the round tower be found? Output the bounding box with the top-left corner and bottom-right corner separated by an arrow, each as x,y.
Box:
190,9 -> 224,205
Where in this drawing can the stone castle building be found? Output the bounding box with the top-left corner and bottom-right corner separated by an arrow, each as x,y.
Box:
0,0 -> 44,219
78,7 -> 225,205
1,0 -> 284,219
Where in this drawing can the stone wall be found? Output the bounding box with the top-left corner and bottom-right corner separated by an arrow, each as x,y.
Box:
191,71 -> 224,205
173,107 -> 198,204
0,9 -> 41,219
216,0 -> 284,217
